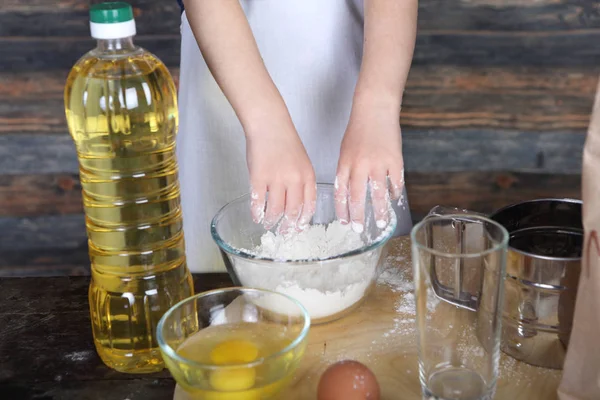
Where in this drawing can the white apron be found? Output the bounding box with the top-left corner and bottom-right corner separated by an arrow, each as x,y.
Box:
177,0 -> 412,273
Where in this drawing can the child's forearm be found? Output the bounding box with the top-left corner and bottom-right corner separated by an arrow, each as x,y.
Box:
185,0 -> 291,138
353,0 -> 418,117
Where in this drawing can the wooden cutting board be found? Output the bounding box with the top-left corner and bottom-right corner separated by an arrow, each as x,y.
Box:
176,237 -> 562,399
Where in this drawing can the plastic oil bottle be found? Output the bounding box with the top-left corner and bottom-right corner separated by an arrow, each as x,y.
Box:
64,2 -> 193,373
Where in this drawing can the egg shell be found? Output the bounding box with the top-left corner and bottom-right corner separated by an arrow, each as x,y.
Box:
317,360 -> 380,400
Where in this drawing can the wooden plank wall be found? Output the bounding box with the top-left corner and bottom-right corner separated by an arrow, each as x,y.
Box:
0,0 -> 597,276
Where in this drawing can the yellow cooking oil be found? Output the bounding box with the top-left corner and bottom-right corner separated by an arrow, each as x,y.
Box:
64,2 -> 193,373
172,323 -> 305,399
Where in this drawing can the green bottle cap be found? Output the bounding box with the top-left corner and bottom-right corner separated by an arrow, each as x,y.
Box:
90,2 -> 134,24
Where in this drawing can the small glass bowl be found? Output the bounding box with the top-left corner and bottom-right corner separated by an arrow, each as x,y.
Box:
157,288 -> 310,399
211,183 -> 397,324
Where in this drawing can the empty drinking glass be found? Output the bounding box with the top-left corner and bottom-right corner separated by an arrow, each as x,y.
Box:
411,214 -> 508,400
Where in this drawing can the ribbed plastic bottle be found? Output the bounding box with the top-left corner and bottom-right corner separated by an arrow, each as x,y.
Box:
64,2 -> 193,373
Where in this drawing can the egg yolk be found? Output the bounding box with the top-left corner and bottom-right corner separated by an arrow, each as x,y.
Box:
210,339 -> 259,365
208,339 -> 259,393
209,367 -> 257,392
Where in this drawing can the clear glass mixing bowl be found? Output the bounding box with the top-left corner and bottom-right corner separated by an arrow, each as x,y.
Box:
211,183 -> 397,324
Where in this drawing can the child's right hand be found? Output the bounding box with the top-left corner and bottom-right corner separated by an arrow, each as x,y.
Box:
184,0 -> 317,232
246,120 -> 316,233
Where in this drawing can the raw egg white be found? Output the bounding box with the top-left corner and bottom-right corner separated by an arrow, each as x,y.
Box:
317,360 -> 380,400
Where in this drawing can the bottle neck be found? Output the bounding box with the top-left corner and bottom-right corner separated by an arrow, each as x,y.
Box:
96,36 -> 135,52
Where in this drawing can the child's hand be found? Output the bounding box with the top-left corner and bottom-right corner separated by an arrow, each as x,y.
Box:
335,107 -> 404,233
246,121 -> 316,232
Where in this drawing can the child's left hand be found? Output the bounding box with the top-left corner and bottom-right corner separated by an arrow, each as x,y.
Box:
335,105 -> 404,233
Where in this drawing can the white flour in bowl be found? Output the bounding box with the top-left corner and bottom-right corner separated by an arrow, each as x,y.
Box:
247,220 -> 365,261
233,220 -> 390,321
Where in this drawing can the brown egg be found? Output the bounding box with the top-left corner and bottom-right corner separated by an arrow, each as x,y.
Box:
317,360 -> 381,400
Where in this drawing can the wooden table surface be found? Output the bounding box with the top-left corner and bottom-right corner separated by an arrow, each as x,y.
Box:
0,237 -> 562,400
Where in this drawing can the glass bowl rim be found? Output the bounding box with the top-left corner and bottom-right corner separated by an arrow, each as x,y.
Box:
156,287 -> 311,370
410,214 -> 509,259
210,182 -> 398,264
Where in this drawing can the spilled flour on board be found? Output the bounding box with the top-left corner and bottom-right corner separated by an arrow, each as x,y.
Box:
377,254 -> 418,339
63,350 -> 93,362
376,250 -> 440,336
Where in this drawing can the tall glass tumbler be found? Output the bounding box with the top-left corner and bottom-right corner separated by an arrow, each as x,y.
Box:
411,215 -> 509,400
